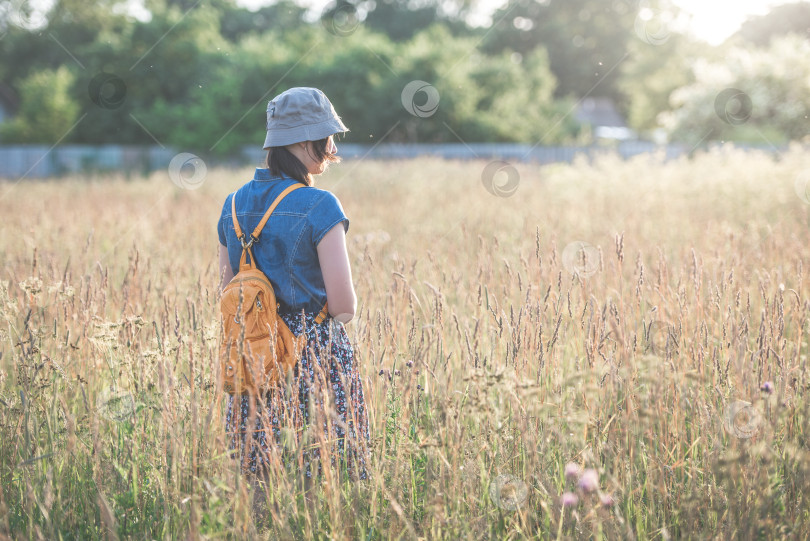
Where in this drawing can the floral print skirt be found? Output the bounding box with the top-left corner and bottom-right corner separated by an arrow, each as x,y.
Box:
224,311 -> 370,481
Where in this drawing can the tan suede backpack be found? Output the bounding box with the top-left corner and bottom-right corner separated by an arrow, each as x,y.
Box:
220,183 -> 328,395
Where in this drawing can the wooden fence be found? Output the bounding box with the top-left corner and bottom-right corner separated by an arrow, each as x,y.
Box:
0,141 -> 786,179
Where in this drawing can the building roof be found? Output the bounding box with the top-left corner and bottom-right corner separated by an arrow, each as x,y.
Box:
575,96 -> 627,128
575,96 -> 636,140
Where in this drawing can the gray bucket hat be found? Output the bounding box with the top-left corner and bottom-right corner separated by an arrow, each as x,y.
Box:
263,87 -> 348,149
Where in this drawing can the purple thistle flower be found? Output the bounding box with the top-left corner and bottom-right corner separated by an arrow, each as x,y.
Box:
564,462 -> 581,481
760,381 -> 774,394
560,492 -> 578,507
577,468 -> 599,493
600,493 -> 615,507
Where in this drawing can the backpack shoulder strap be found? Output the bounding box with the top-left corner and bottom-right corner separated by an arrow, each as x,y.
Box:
230,192 -> 243,240
231,183 -> 305,242
251,183 -> 305,240
314,302 -> 329,324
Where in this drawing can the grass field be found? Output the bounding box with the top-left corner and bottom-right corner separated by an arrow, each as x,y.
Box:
1,146 -> 809,539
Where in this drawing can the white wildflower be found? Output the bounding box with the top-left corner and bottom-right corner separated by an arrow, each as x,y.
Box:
19,277 -> 43,296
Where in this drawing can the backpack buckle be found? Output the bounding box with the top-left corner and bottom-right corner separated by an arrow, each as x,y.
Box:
239,234 -> 258,249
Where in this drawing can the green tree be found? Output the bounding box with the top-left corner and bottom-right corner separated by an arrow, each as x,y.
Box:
0,0 -> 580,149
0,66 -> 80,143
660,34 -> 810,144
218,0 -> 308,42
362,0 -> 444,41
734,2 -> 810,46
387,24 -> 573,143
617,32 -> 698,135
360,0 -> 476,41
76,2 -> 232,146
0,0 -> 131,90
144,68 -> 243,154
482,0 -> 681,105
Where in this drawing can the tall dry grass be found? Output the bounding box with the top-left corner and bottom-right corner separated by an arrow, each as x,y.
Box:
0,145 -> 808,539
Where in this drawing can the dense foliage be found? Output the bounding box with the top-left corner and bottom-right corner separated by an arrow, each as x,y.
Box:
0,0 -> 809,149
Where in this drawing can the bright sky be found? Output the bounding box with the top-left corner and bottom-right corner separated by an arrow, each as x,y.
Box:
25,0 -> 803,46
235,0 -> 801,45
672,0 -> 789,44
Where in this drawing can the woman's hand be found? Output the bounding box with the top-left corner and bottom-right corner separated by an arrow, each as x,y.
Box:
317,223 -> 356,323
218,243 -> 234,292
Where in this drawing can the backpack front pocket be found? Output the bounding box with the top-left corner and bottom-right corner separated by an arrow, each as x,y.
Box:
223,284 -> 271,340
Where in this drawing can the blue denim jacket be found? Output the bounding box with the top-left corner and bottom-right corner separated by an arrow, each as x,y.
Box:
217,168 -> 349,315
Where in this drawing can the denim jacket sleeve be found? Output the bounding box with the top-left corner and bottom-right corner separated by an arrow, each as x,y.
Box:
308,190 -> 349,247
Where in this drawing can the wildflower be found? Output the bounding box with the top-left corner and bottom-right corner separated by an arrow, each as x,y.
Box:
560,492 -> 578,507
564,462 -> 581,481
378,369 -> 384,376
577,468 -> 599,493
760,381 -> 774,394
600,493 -> 615,507
19,277 -> 43,296
406,360 -> 413,367
394,369 -> 400,376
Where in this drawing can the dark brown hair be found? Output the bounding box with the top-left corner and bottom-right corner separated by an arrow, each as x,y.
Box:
265,137 -> 341,186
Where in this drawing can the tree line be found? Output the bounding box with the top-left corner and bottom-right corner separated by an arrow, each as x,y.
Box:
0,0 -> 808,154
